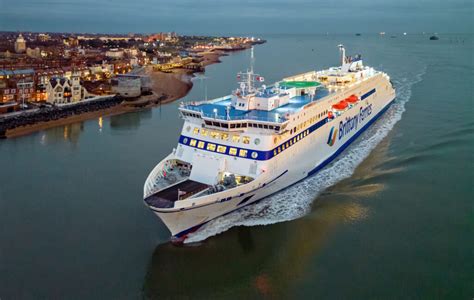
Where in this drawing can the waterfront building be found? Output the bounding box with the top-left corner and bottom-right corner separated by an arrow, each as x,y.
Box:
45,75 -> 89,104
14,34 -> 27,53
0,69 -> 35,103
111,75 -> 142,98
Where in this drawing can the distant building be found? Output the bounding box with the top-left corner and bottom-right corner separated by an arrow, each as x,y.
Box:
14,34 -> 27,53
45,76 -> 89,104
37,33 -> 51,42
105,49 -> 124,59
26,47 -> 42,59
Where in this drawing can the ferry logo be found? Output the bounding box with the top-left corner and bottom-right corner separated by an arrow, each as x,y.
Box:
327,126 -> 338,146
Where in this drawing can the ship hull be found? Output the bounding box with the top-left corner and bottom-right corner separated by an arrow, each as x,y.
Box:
149,91 -> 396,239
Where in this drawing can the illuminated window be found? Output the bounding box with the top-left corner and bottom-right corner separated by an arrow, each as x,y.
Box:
210,131 -> 219,139
242,136 -> 250,144
274,150 -> 277,156
229,148 -> 238,156
239,149 -> 248,157
201,129 -> 208,136
190,139 -> 197,147
232,135 -> 240,143
220,133 -> 229,140
293,137 -> 297,143
197,141 -> 205,148
207,143 -> 216,151
193,127 -> 199,135
217,145 -> 226,153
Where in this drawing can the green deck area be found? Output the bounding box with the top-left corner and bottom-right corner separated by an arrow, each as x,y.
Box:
280,81 -> 321,88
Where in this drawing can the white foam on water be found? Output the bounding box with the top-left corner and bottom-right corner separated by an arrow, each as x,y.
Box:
186,67 -> 426,243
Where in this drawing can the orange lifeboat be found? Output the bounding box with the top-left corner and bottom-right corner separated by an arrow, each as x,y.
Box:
346,95 -> 358,104
332,100 -> 348,110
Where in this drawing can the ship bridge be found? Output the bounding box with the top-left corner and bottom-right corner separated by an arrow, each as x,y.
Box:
180,84 -> 332,130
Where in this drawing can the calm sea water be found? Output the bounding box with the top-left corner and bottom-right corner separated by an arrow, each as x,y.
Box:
0,34 -> 472,299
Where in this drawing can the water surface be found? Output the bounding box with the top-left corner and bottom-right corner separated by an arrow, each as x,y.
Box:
0,34 -> 472,299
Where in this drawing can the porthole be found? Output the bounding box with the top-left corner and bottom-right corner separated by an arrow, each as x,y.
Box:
254,138 -> 261,145
251,152 -> 258,159
183,137 -> 189,144
186,126 -> 191,132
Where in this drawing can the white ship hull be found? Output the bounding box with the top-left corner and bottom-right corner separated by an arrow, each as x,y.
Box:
143,47 -> 396,241
144,79 -> 395,239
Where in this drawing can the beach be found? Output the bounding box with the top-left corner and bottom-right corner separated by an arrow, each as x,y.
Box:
1,51 -> 225,139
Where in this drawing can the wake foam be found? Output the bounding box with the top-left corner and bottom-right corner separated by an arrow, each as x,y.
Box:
185,67 -> 426,243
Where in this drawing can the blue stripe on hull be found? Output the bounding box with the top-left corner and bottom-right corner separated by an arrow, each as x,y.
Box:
173,97 -> 395,239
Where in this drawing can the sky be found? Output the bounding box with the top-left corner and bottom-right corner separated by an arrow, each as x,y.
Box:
0,0 -> 472,34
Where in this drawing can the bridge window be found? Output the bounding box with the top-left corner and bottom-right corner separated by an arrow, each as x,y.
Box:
197,141 -> 205,149
239,149 -> 248,157
207,143 -> 216,151
190,139 -> 197,147
242,136 -> 250,144
236,123 -> 241,128
232,135 -> 240,143
229,148 -> 238,156
217,145 -> 226,153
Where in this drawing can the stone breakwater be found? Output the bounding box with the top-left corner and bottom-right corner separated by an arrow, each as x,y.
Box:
0,96 -> 123,138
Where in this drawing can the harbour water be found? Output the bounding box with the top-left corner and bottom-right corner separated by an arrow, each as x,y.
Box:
0,34 -> 472,299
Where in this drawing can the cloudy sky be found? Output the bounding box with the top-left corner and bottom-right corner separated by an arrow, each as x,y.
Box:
0,0 -> 472,34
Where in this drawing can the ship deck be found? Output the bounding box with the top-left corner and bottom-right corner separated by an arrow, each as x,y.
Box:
144,179 -> 208,209
182,87 -> 332,123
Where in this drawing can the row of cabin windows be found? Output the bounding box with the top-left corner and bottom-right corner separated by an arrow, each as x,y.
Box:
274,130 -> 310,156
187,138 -> 250,157
193,127 -> 251,144
183,112 -> 202,119
203,120 -> 281,131
185,127 -> 314,159
290,110 -> 328,135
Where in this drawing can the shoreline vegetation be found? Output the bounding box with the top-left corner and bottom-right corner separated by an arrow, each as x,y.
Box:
0,51 -> 224,139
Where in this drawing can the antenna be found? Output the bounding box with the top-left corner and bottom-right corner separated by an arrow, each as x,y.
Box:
250,46 -> 255,74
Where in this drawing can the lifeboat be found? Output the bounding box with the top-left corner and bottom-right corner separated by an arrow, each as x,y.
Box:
346,95 -> 358,104
332,100 -> 348,110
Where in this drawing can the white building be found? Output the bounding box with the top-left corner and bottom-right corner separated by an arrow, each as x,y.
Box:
105,48 -> 124,59
46,76 -> 89,104
14,34 -> 26,53
111,76 -> 141,98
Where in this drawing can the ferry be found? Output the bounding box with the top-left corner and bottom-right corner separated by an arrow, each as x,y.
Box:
143,45 -> 396,242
